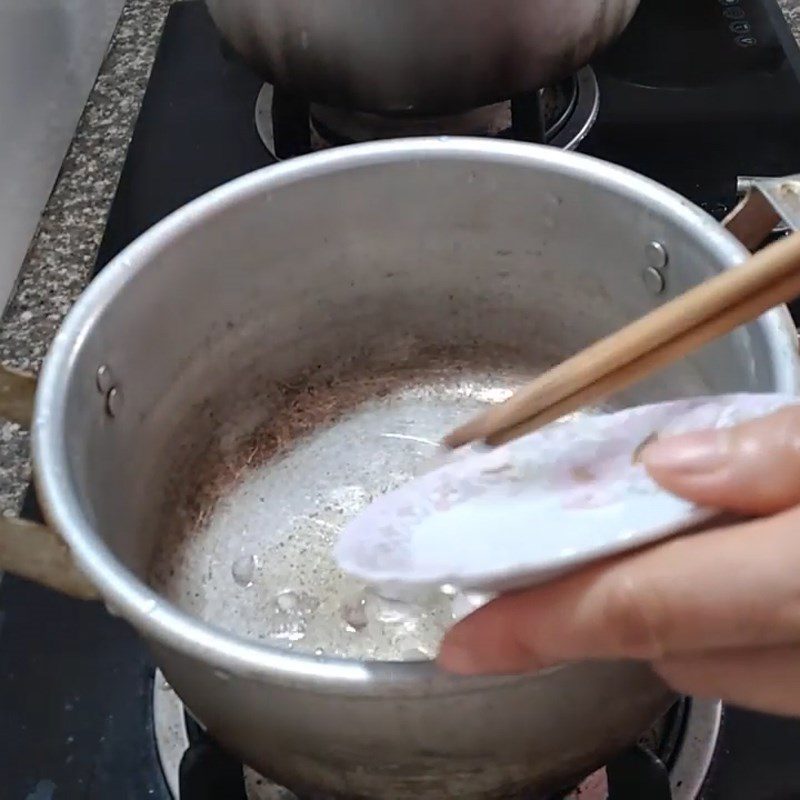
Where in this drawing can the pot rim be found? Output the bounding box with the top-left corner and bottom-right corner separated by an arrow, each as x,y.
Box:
32,137 -> 800,689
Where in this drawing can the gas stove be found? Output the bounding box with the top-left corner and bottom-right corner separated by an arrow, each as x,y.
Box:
3,0 -> 800,798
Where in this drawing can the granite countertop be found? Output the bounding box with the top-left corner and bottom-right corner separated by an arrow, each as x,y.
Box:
1,0 -> 800,513
0,0 -> 172,512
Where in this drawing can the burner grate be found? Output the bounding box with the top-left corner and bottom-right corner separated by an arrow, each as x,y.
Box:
255,68 -> 599,160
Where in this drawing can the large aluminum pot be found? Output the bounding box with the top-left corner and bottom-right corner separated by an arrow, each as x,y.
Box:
205,0 -> 641,113
4,140 -> 799,798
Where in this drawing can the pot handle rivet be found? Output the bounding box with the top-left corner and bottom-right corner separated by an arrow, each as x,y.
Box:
646,241 -> 669,270
642,266 -> 666,295
96,364 -> 114,394
105,386 -> 123,418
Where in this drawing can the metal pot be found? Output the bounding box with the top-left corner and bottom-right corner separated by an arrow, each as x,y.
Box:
2,140 -> 799,798
205,0 -> 641,114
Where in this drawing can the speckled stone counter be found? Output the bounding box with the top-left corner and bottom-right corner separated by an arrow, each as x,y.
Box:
782,0 -> 800,34
1,0 -> 800,513
0,0 -> 171,511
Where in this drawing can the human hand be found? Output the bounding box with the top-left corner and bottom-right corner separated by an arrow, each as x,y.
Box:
437,406 -> 800,717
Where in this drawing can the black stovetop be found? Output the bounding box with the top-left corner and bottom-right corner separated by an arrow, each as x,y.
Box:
3,1 -> 800,797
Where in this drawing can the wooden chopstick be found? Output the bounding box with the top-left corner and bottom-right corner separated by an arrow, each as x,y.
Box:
445,231 -> 800,449
486,268 -> 800,446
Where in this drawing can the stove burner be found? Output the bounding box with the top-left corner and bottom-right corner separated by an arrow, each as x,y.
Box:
255,68 -> 599,159
153,670 -> 721,800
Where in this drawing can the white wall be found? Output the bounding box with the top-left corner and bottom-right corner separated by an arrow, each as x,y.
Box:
0,0 -> 126,312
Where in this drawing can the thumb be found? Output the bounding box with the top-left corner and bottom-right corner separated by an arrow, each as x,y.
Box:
642,406 -> 800,516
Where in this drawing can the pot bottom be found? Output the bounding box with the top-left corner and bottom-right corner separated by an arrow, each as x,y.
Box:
255,68 -> 600,159
153,670 -> 721,800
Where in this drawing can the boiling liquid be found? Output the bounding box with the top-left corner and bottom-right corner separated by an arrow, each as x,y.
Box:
150,382 -> 498,660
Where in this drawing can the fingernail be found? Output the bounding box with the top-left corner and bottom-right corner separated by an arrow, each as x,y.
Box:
642,430 -> 728,474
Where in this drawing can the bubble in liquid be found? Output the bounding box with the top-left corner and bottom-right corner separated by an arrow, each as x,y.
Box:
231,554 -> 256,587
373,595 -> 413,625
276,591 -> 298,611
275,590 -> 320,615
341,592 -> 368,631
268,610 -> 308,642
266,590 -> 321,644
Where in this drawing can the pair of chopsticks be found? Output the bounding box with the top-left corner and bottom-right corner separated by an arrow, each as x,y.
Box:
445,230 -> 800,449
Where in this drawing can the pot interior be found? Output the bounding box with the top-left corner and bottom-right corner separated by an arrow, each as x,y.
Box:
53,144 -> 792,659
